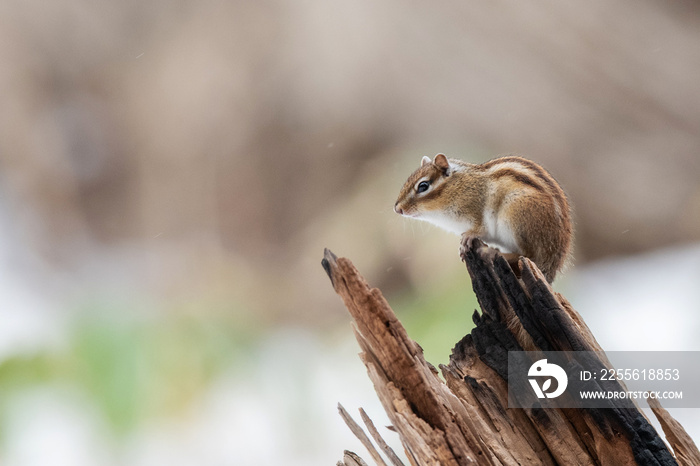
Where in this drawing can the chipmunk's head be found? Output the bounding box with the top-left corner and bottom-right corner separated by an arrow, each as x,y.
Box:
394,154 -> 453,218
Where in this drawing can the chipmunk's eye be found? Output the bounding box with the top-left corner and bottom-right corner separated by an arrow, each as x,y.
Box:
416,180 -> 430,194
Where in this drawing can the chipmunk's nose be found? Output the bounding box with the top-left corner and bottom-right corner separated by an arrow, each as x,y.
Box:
394,203 -> 403,215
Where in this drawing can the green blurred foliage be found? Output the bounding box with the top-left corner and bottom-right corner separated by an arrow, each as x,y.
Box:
0,299 -> 259,440
0,354 -> 62,444
393,278 -> 478,367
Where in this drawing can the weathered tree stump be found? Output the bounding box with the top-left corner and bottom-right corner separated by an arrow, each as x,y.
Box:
323,237 -> 699,466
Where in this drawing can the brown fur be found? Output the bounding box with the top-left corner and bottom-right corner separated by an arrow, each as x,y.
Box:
395,154 -> 573,282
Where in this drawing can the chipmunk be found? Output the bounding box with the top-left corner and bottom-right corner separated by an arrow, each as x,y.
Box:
394,154 -> 572,282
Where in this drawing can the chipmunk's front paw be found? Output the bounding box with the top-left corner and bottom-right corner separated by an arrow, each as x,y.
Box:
459,234 -> 483,259
459,234 -> 471,260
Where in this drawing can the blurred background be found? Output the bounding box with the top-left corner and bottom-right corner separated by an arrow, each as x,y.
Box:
0,0 -> 699,464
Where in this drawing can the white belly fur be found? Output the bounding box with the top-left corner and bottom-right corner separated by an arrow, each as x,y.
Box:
482,209 -> 520,254
416,210 -> 474,236
415,208 -> 521,255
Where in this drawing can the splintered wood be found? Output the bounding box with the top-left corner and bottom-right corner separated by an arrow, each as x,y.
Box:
322,238 -> 699,466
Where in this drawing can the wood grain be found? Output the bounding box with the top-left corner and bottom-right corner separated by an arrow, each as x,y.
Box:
324,239 -> 698,465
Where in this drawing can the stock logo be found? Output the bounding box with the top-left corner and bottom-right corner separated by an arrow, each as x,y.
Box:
528,359 -> 568,399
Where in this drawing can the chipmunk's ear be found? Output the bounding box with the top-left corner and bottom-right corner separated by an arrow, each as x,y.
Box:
434,154 -> 450,175
421,155 -> 431,167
